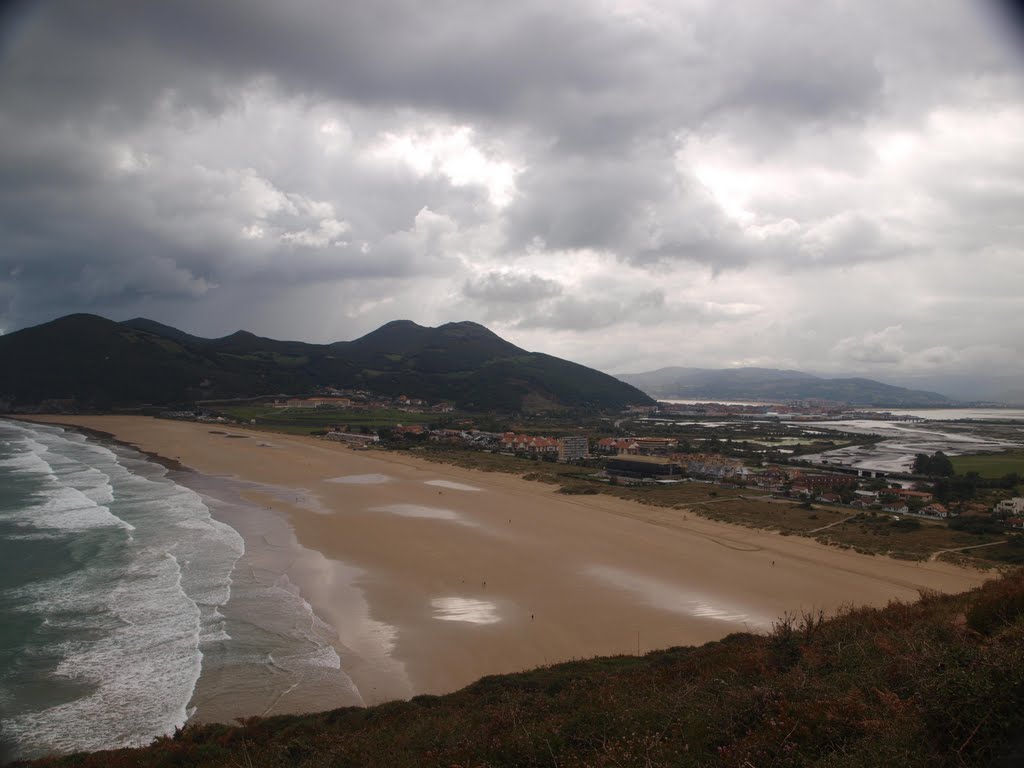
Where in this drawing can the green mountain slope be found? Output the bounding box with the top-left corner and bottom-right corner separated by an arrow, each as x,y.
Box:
0,314 -> 208,408
0,315 -> 651,411
618,366 -> 951,406
335,320 -> 648,410
14,572 -> 1024,767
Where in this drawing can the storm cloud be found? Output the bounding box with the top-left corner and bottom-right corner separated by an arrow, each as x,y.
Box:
1,0 -> 1021,397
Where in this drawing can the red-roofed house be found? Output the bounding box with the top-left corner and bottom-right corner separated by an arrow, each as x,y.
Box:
501,433 -> 559,454
919,503 -> 950,518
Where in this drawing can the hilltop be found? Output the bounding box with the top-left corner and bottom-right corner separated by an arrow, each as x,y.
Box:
0,314 -> 651,412
12,571 -> 1024,767
617,366 -> 952,407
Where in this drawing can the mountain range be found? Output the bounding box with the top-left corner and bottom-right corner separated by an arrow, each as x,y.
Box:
616,366 -> 953,407
0,314 -> 651,412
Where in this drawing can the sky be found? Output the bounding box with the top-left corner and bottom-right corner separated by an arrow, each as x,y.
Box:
1,1 -> 1022,398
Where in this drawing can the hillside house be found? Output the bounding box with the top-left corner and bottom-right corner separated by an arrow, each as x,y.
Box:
894,489 -> 934,504
596,437 -> 642,455
595,437 -> 677,456
919,503 -> 950,519
628,437 -> 678,456
685,454 -> 747,481
994,497 -> 1024,516
882,502 -> 910,515
752,468 -> 792,491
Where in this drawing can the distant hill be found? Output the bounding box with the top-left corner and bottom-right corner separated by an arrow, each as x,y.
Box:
0,314 -> 651,412
617,366 -> 952,407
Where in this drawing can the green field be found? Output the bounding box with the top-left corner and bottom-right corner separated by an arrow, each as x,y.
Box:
220,405 -> 439,435
951,450 -> 1024,478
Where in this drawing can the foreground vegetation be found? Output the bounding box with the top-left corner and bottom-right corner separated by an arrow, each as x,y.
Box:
16,571 -> 1024,767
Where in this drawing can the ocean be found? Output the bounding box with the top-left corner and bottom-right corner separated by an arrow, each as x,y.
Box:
0,420 -> 358,762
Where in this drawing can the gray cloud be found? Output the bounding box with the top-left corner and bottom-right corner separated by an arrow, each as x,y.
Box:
462,272 -> 562,304
833,327 -> 906,365
515,290 -> 666,333
0,0 -> 1021,394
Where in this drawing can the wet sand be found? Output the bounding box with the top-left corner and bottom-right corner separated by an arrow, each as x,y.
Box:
21,416 -> 992,715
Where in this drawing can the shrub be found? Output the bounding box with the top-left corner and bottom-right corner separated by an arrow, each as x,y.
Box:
967,576 -> 1024,635
556,486 -> 598,495
892,518 -> 921,531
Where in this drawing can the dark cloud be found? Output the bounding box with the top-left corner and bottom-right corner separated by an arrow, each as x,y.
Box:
0,1 -> 1021,391
504,155 -> 672,254
3,1 -> 654,137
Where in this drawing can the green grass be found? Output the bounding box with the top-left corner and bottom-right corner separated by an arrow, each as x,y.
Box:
271,354 -> 310,366
20,572 -> 1024,768
220,406 -> 438,435
951,450 -> 1024,479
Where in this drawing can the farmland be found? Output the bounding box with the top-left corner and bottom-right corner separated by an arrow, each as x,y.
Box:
951,450 -> 1024,479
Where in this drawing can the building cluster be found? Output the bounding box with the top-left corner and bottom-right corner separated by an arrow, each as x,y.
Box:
337,426 -> 594,463
683,454 -> 749,481
595,437 -> 678,455
387,427 -> 928,506
496,432 -> 591,462
500,433 -> 559,455
275,390 -> 453,413
165,390 -> 1019,532
159,410 -> 228,423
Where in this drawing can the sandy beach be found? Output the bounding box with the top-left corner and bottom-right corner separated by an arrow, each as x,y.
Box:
20,416 -> 991,719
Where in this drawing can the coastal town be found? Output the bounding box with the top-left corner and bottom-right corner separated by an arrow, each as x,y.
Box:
159,388 -> 1024,534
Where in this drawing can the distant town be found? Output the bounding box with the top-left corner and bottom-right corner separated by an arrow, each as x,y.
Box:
157,387 -> 1024,533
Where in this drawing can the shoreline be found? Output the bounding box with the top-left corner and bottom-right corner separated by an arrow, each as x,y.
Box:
12,415 -> 993,722
2,417 -> 392,723
176,471 -> 400,719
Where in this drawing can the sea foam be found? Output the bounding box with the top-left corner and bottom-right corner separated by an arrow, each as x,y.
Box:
0,422 -> 244,759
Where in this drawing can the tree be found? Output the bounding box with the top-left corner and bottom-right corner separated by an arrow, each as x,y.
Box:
912,451 -> 954,476
932,451 -> 954,476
